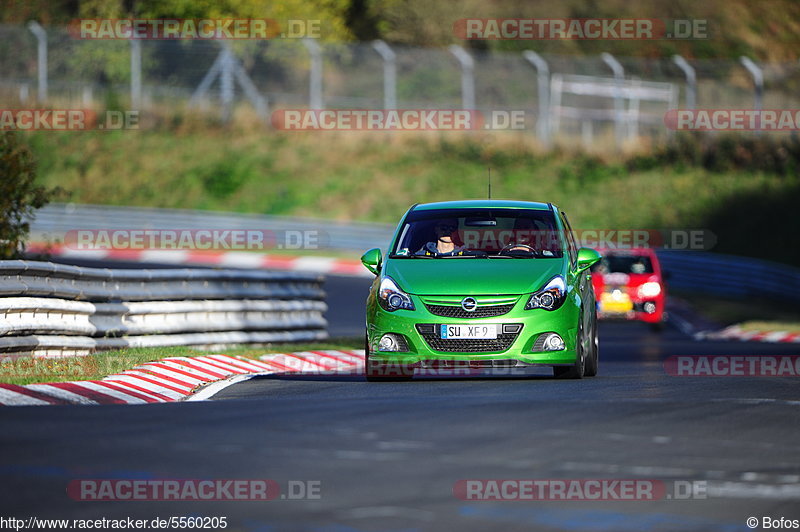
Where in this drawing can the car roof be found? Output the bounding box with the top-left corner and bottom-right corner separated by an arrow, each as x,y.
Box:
412,199 -> 553,211
596,247 -> 658,257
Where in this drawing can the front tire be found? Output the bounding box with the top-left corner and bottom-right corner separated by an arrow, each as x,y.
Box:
584,312 -> 599,377
554,320 -> 586,379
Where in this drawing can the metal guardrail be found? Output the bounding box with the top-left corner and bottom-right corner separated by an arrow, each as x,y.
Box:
29,203 -> 396,253
27,204 -> 800,304
0,260 -> 327,358
655,249 -> 800,303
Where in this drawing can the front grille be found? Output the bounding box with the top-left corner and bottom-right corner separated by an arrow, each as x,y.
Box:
425,303 -> 514,319
416,324 -> 521,353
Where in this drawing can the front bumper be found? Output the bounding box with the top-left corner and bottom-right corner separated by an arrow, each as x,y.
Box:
598,297 -> 664,323
367,293 -> 580,366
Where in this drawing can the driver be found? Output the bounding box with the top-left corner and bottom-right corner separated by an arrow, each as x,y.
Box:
415,218 -> 466,256
504,217 -> 538,252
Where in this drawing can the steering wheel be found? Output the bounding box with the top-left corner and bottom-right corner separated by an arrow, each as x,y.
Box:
499,243 -> 536,255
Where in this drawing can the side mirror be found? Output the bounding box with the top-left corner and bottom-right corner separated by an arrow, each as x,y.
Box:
361,248 -> 382,275
576,247 -> 601,273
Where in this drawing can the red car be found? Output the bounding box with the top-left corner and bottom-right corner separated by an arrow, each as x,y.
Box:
590,248 -> 666,329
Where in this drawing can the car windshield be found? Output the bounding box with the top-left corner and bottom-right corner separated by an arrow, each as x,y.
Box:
592,254 -> 654,274
390,208 -> 564,258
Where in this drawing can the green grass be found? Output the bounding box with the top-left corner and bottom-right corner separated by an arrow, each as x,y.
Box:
0,338 -> 362,386
736,322 -> 800,334
16,129 -> 756,226
24,127 -> 800,265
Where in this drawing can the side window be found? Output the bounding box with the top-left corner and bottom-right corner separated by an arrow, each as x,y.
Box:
560,212 -> 577,266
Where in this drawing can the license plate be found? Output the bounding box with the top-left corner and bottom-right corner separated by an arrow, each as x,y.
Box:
600,292 -> 633,313
440,324 -> 497,339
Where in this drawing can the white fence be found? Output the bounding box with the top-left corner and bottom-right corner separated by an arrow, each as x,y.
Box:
2,24 -> 799,148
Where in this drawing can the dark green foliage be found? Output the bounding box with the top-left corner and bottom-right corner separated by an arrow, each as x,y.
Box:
0,132 -> 58,259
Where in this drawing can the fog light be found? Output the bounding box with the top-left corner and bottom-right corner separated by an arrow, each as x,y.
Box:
543,333 -> 565,351
378,334 -> 408,352
532,332 -> 566,352
643,302 -> 657,314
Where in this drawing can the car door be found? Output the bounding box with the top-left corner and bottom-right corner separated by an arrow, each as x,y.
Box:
560,211 -> 595,330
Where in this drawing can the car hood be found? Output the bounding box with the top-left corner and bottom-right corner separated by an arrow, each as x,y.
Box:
383,258 -> 565,296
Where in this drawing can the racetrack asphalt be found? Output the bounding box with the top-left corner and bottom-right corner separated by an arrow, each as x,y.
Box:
1,271 -> 799,531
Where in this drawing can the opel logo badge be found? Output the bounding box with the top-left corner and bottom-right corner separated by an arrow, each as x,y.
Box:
461,297 -> 478,312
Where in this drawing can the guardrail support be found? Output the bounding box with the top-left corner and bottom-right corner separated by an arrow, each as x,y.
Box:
601,52 -> 625,149
303,38 -> 324,109
27,21 -> 47,103
740,56 -> 763,135
672,55 -> 696,109
130,38 -> 142,109
190,43 -> 268,122
523,51 -> 551,148
372,40 -> 397,109
449,45 -> 475,110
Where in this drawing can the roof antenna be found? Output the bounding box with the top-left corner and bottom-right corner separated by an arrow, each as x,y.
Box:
488,167 -> 492,199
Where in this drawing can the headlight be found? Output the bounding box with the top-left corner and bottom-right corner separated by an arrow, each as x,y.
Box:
378,277 -> 415,312
525,275 -> 567,311
638,281 -> 662,299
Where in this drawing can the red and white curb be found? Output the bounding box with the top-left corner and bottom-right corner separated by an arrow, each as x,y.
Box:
696,326 -> 800,343
26,243 -> 370,277
0,350 -> 365,406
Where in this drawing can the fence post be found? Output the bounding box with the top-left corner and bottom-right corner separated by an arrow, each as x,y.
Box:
448,45 -> 475,110
130,39 -> 142,109
601,52 -> 625,149
739,56 -> 763,134
27,21 -> 47,103
371,40 -> 397,109
672,55 -> 696,109
522,50 -> 550,147
303,38 -> 323,109
223,46 -> 236,122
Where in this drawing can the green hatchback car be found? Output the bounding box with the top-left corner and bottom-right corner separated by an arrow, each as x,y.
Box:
361,200 -> 602,381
